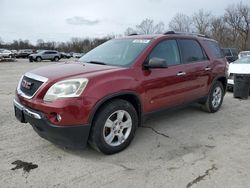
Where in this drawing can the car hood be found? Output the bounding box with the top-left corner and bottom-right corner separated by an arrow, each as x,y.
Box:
229,63 -> 250,74
29,62 -> 122,81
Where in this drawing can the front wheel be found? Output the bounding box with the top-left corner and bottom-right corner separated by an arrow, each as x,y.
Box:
89,99 -> 138,154
203,81 -> 224,113
36,57 -> 42,62
29,57 -> 33,62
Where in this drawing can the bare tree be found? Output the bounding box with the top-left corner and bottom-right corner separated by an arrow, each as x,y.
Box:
192,9 -> 212,35
210,16 -> 228,46
168,13 -> 192,32
136,19 -> 165,34
224,2 -> 250,50
36,39 -> 45,49
124,27 -> 137,35
0,37 -> 3,46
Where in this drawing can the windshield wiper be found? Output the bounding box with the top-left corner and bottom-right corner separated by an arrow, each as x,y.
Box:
85,61 -> 106,65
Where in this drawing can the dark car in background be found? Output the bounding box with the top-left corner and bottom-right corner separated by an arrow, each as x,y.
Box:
60,52 -> 71,59
16,49 -> 34,58
221,48 -> 238,63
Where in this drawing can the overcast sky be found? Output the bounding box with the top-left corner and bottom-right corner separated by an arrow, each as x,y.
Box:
0,0 -> 249,44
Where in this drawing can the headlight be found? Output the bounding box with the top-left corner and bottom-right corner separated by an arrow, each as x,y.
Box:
44,78 -> 88,102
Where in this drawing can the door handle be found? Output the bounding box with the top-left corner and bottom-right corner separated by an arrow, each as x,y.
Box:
176,72 -> 186,76
205,67 -> 212,71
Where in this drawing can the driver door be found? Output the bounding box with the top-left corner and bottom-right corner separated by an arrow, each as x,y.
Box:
142,39 -> 192,112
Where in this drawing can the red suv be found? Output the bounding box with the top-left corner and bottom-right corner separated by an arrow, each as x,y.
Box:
14,32 -> 228,154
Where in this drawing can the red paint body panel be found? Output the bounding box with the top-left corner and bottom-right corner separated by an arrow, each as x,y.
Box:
16,34 -> 227,127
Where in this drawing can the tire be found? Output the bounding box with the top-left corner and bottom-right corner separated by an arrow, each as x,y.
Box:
89,99 -> 138,154
36,57 -> 42,62
202,81 -> 224,113
54,56 -> 59,62
29,57 -> 33,62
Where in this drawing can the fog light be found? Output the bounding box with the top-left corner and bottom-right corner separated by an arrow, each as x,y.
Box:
56,114 -> 62,122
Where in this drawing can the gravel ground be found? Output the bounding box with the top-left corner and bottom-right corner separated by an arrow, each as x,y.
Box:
1,59 -> 250,188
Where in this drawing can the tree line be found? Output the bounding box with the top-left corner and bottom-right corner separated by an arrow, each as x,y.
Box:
0,2 -> 249,52
0,37 -> 112,53
126,2 -> 250,51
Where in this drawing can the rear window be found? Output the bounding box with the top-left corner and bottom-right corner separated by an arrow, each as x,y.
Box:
205,40 -> 224,59
239,51 -> 250,58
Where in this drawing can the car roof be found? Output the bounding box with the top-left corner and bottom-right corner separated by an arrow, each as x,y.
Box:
120,32 -> 217,42
239,51 -> 250,53
42,50 -> 58,52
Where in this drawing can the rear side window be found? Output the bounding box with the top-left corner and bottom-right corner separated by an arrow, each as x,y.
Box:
178,39 -> 207,63
149,40 -> 180,66
205,40 -> 224,59
231,48 -> 238,56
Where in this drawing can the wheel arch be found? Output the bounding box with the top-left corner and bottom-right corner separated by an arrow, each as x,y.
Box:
88,92 -> 143,127
216,76 -> 227,95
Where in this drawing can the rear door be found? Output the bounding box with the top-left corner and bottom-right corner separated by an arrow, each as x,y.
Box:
177,38 -> 211,100
47,51 -> 54,59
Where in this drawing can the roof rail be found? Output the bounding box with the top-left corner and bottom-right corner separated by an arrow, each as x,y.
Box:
164,31 -> 210,38
128,33 -> 138,36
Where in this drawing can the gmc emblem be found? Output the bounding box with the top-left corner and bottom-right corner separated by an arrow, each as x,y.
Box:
21,80 -> 32,90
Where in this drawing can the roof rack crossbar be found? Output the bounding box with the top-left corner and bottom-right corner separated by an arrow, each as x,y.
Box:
128,33 -> 138,36
164,31 -> 210,38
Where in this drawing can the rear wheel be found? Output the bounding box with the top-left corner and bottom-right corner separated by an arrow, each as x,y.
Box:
203,81 -> 224,113
89,99 -> 138,154
54,56 -> 59,62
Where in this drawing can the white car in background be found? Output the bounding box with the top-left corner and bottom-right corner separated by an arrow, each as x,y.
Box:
238,51 -> 250,59
228,56 -> 250,89
73,53 -> 85,58
0,49 -> 14,58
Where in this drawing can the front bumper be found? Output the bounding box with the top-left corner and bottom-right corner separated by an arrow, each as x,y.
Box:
228,78 -> 234,85
14,99 -> 91,149
227,79 -> 234,89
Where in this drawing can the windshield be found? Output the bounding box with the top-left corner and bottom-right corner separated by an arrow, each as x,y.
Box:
38,50 -> 46,54
79,39 -> 151,66
233,57 -> 250,64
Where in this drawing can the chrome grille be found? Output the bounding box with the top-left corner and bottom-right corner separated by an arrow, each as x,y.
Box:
17,72 -> 48,99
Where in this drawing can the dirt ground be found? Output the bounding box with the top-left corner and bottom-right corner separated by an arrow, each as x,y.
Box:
0,59 -> 250,188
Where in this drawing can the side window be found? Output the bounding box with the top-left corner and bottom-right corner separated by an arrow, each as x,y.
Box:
204,40 -> 224,59
149,40 -> 180,66
231,49 -> 238,56
222,48 -> 231,56
178,39 -> 207,63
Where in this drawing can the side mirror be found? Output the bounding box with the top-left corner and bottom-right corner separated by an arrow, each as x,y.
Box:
144,58 -> 168,69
